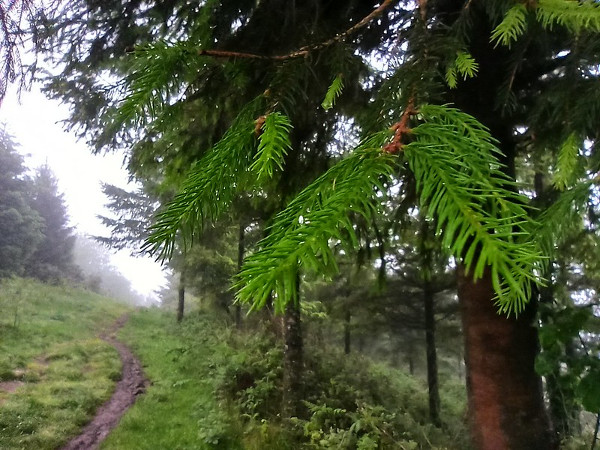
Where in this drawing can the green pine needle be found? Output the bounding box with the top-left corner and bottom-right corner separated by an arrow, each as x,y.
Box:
235,106 -> 544,315
445,51 -> 479,88
491,4 -> 528,48
235,132 -> 394,312
115,41 -> 200,130
250,112 -> 293,181
143,98 -> 264,260
405,105 -> 542,315
553,133 -> 581,191
537,0 -> 600,32
536,180 -> 592,257
321,74 -> 345,111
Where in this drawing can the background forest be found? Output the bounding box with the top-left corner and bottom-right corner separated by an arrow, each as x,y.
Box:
2,0 -> 600,449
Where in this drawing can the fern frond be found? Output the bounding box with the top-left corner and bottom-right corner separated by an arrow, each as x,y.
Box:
445,51 -> 479,88
553,133 -> 581,191
405,105 -> 542,315
321,74 -> 345,111
491,4 -> 528,48
143,97 -> 264,260
235,132 -> 394,312
537,0 -> 600,32
250,112 -> 293,181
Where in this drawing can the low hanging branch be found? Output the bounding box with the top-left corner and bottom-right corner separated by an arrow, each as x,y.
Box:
198,0 -> 396,61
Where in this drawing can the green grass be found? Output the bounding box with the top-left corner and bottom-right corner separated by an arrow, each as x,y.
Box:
104,308 -> 469,450
101,308 -> 241,450
0,277 -> 130,449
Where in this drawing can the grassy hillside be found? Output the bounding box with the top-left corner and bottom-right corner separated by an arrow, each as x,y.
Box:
104,308 -> 469,449
0,277 -> 131,449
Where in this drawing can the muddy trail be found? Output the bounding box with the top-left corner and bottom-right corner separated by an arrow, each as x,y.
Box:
61,314 -> 149,450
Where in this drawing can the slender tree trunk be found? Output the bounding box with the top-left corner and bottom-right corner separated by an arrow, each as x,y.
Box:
420,216 -> 441,426
592,413 -> 600,450
344,310 -> 351,354
177,271 -> 185,323
235,221 -> 244,328
424,282 -> 441,427
458,265 -> 557,450
282,271 -> 303,418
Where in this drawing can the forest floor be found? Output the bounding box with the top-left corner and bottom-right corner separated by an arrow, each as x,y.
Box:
61,314 -> 148,450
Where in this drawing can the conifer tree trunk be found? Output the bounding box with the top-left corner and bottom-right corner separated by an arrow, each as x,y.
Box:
177,271 -> 185,323
444,8 -> 557,447
424,283 -> 441,427
420,217 -> 441,426
344,310 -> 351,355
457,266 -> 557,450
235,221 -> 244,328
282,271 -> 303,418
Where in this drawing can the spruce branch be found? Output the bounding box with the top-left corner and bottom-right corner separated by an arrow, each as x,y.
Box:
235,133 -> 395,311
321,74 -> 344,111
112,41 -> 203,130
251,111 -> 293,181
445,51 -> 479,88
198,0 -> 396,61
404,105 -> 542,314
491,0 -> 600,49
536,179 -> 593,257
553,132 -> 581,191
537,0 -> 600,32
143,97 -> 264,260
235,106 -> 543,315
491,3 -> 528,48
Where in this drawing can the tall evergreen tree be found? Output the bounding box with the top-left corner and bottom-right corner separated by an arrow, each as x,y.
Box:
0,129 -> 43,278
25,164 -> 75,282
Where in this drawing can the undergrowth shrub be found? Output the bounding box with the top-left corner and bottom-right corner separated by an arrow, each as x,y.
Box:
186,311 -> 470,450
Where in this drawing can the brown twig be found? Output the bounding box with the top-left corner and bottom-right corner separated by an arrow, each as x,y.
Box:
198,0 -> 396,61
383,99 -> 416,154
419,0 -> 428,22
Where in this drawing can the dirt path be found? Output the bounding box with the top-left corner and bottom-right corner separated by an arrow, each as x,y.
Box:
61,314 -> 149,450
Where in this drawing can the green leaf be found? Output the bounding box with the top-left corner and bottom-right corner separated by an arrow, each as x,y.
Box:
491,4 -> 528,48
321,74 -> 344,111
250,112 -> 293,181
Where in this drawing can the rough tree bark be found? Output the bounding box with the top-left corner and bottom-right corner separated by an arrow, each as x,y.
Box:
458,266 -> 557,450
